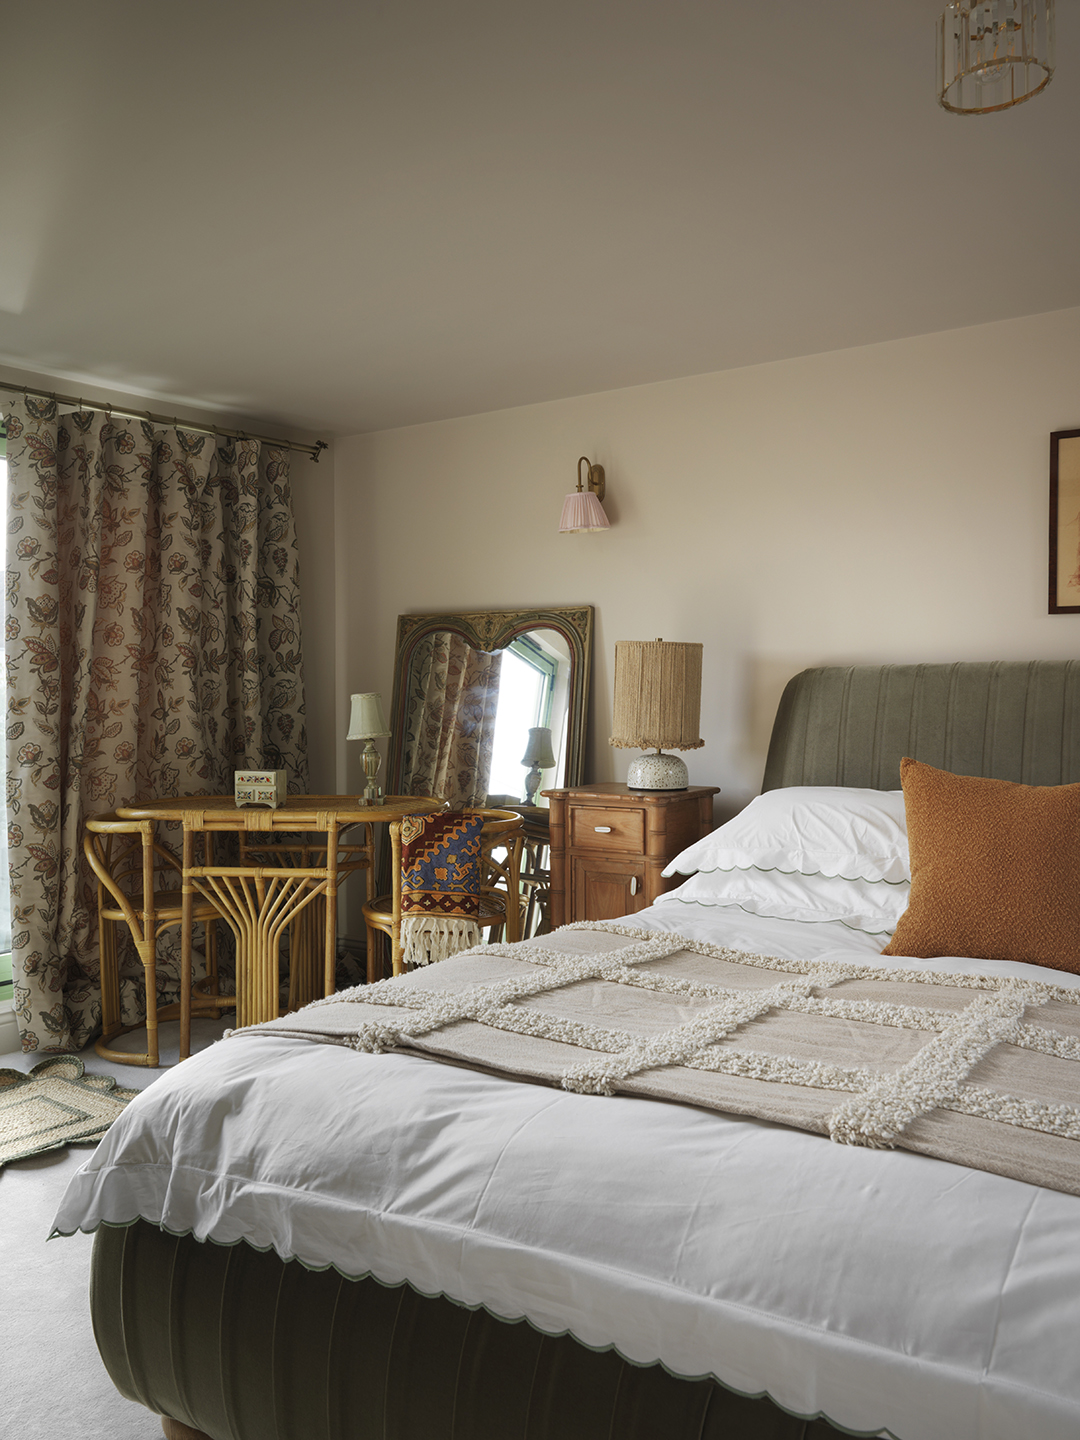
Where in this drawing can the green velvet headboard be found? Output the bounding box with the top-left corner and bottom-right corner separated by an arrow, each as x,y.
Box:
762,662 -> 1080,792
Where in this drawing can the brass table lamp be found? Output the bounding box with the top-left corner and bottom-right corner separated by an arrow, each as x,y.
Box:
347,692 -> 392,805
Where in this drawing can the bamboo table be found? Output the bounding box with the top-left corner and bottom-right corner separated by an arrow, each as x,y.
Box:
113,793 -> 445,1048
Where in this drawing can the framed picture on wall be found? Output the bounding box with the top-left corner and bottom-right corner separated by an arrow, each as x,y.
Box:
1049,429 -> 1080,613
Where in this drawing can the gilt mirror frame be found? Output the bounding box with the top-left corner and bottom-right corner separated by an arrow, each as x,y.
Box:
386,604 -> 594,799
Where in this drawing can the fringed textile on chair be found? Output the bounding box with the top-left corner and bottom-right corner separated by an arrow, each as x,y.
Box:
400,811 -> 484,967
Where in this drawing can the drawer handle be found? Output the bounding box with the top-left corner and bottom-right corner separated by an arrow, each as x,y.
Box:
630,877 -> 638,896
593,826 -> 612,833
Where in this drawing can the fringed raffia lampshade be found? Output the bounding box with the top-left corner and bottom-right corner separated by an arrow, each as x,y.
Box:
609,640 -> 703,790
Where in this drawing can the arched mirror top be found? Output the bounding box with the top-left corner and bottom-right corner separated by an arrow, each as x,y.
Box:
387,605 -> 593,807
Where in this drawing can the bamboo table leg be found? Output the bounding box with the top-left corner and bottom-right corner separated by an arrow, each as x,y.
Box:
187,866 -> 329,1029
180,828 -> 194,1062
324,818 -> 339,1000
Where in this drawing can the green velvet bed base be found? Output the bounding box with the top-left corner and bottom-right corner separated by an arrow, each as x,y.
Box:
90,1220 -> 848,1440
93,661 -> 1080,1440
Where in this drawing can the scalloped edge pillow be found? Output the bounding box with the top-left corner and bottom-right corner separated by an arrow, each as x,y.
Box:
656,786 -> 910,935
882,758 -> 1080,973
662,786 -> 910,884
655,867 -> 910,935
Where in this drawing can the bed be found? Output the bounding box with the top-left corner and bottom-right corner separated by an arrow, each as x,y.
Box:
57,661 -> 1080,1440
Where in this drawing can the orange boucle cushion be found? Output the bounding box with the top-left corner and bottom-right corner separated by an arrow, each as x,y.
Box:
882,757 -> 1080,974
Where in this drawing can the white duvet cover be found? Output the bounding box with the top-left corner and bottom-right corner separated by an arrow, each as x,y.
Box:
54,903 -> 1080,1440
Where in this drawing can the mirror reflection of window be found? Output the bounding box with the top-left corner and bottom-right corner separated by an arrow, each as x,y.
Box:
391,610 -> 589,810
487,629 -> 571,804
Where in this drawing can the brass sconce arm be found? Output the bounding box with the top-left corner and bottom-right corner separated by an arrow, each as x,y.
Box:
577,456 -> 606,502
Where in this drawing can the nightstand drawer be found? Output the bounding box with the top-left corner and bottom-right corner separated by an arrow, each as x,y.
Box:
569,806 -> 644,852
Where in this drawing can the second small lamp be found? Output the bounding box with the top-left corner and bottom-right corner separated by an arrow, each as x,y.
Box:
347,692 -> 392,805
521,726 -> 557,805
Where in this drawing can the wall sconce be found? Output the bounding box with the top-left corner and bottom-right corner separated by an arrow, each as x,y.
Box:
559,456 -> 610,533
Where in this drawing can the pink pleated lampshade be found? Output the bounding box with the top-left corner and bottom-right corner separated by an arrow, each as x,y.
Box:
558,490 -> 609,533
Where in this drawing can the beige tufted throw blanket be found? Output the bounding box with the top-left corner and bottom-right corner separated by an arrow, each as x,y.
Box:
236,923 -> 1080,1197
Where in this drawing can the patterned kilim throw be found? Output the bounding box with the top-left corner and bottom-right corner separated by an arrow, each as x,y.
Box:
399,810 -> 485,967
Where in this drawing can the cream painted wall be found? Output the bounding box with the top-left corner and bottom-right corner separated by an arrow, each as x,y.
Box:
334,304 -> 1080,821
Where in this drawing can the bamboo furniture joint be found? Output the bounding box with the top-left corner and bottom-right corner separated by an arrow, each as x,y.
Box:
91,794 -> 443,1063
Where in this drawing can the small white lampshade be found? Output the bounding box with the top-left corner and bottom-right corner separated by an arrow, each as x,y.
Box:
558,490 -> 609,533
521,726 -> 557,769
346,692 -> 391,740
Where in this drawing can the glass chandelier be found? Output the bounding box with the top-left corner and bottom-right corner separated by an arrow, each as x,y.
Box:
938,1 -> 1055,114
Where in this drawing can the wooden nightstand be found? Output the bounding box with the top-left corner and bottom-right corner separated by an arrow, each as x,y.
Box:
542,783 -> 720,927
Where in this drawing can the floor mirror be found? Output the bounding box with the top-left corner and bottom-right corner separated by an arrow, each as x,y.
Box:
383,605 -> 593,938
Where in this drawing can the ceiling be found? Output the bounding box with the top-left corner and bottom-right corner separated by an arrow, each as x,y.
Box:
0,1 -> 1075,438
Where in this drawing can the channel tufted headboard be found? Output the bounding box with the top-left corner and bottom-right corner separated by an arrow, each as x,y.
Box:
762,661 -> 1080,792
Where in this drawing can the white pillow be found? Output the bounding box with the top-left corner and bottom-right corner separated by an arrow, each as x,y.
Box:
655,868 -> 910,935
661,785 -> 910,885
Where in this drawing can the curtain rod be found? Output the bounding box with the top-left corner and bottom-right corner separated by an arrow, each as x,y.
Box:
0,380 -> 329,463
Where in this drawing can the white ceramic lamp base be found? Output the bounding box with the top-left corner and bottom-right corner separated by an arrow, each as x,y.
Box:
627,751 -> 689,790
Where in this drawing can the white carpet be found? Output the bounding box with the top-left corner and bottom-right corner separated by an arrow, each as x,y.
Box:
0,1019 -> 230,1440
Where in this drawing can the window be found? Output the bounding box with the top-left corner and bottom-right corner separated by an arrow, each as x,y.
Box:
486,635 -> 559,801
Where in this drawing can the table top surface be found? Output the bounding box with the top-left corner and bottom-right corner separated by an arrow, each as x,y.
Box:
112,794 -> 446,825
541,782 -> 720,804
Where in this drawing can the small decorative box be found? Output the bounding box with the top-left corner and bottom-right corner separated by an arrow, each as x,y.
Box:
234,770 -> 287,809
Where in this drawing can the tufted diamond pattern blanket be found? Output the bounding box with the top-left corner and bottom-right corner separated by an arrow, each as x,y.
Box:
238,923 -> 1080,1196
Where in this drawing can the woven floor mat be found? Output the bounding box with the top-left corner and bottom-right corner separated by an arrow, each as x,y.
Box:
0,1057 -> 138,1167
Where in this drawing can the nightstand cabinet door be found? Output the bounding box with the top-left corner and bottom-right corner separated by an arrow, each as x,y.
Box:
571,855 -> 647,922
544,783 -> 720,927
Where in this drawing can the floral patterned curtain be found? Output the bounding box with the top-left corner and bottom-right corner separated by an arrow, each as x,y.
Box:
4,398 -> 308,1052
399,631 -> 502,808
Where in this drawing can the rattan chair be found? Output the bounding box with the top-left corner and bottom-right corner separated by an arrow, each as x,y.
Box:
84,814 -> 230,1067
362,808 -> 524,979
518,828 -> 552,938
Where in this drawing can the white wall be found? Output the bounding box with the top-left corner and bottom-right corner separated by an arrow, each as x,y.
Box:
334,304 -> 1080,818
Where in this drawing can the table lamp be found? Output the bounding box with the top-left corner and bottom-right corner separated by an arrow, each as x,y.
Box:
609,639 -> 704,789
347,692 -> 392,805
521,726 -> 557,805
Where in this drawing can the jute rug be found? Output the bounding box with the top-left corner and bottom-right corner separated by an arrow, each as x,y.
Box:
0,1056 -> 138,1167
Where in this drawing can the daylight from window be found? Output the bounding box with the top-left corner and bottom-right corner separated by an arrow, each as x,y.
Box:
487,648 -> 550,801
